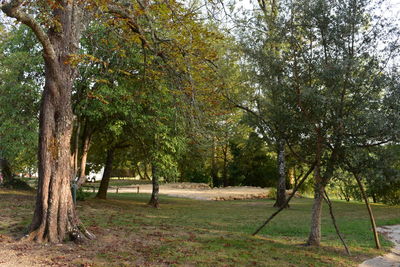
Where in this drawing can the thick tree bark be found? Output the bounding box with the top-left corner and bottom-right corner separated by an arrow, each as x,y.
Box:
1,1 -> 94,243
96,148 -> 115,199
274,139 -> 288,208
148,163 -> 160,208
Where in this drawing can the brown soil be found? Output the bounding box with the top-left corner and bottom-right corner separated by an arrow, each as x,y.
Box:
115,183 -> 272,201
0,195 -> 185,267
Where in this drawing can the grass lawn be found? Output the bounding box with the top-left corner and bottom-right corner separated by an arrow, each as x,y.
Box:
0,189 -> 399,266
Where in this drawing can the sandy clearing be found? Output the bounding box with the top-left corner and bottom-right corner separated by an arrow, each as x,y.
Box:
0,236 -> 47,267
0,246 -> 45,267
109,183 -> 272,200
359,225 -> 400,267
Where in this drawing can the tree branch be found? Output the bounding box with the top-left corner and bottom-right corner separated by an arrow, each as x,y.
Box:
1,0 -> 56,62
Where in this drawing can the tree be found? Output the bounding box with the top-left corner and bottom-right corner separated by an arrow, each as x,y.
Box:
1,0 -> 93,242
288,0 -> 400,246
244,0 -> 400,247
0,25 -> 41,185
235,0 -> 294,208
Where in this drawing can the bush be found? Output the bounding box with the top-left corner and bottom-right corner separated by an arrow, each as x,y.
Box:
381,189 -> 400,205
268,188 -> 277,200
3,178 -> 33,191
76,187 -> 91,201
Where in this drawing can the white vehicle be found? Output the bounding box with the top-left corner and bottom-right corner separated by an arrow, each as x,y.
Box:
86,167 -> 104,183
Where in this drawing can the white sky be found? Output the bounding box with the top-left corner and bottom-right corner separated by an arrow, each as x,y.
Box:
1,1 -> 399,24
239,0 -> 400,17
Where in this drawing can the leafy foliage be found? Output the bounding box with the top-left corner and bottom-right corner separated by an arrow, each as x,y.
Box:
0,25 -> 42,174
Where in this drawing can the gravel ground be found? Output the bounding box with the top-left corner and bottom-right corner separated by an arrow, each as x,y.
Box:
359,225 -> 400,267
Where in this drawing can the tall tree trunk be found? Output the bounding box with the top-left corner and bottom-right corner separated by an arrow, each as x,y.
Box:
76,126 -> 93,187
96,148 -> 115,199
307,143 -> 338,246
210,138 -> 218,187
148,163 -> 159,208
72,119 -> 81,181
307,135 -> 325,246
307,162 -> 324,246
274,139 -> 288,208
1,1 -> 94,243
353,172 -> 381,249
222,144 -> 228,187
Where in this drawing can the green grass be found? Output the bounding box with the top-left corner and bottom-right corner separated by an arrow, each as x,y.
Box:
81,193 -> 400,266
0,189 -> 399,266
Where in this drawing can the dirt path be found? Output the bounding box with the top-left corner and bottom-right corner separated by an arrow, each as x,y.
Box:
113,183 -> 272,200
0,236 -> 51,267
0,234 -> 97,267
359,225 -> 400,267
0,246 -> 44,267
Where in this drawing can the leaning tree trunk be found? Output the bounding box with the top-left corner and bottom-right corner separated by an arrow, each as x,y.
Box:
148,163 -> 160,208
274,139 -> 288,208
2,1 -> 94,243
353,172 -> 381,249
96,148 -> 115,199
